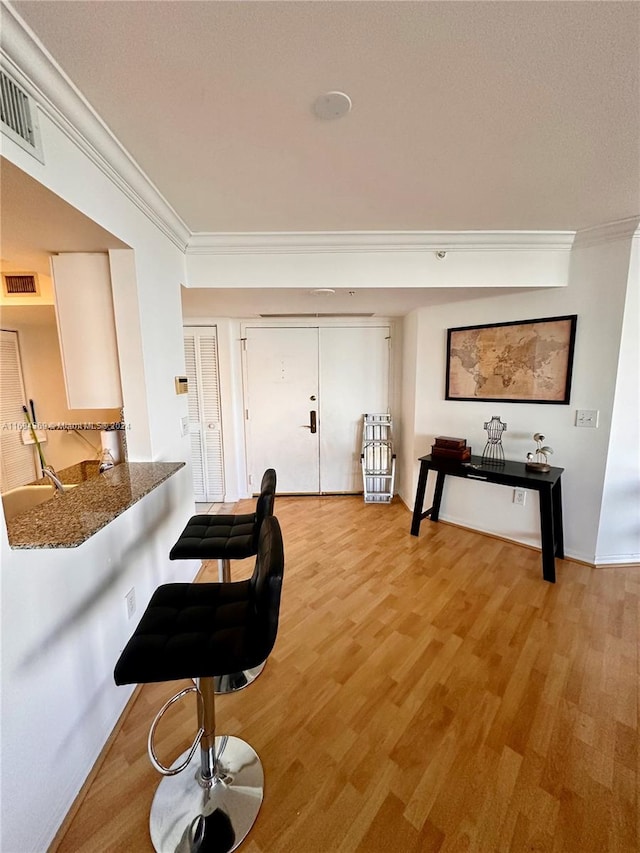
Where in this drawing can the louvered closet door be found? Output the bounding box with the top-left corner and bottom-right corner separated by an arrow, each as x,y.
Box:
0,330 -> 37,492
183,328 -> 225,502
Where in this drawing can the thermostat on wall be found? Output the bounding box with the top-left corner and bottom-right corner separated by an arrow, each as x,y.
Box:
175,376 -> 188,395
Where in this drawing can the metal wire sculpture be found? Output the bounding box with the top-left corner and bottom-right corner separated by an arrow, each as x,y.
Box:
482,415 -> 507,463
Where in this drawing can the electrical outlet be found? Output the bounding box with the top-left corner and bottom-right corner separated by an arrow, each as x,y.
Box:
513,488 -> 526,506
125,587 -> 136,620
576,409 -> 599,428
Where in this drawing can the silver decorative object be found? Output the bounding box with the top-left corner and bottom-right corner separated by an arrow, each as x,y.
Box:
482,415 -> 507,463
526,432 -> 553,472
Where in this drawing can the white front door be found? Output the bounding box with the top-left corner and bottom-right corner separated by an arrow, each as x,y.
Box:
319,326 -> 390,492
244,327 -> 320,493
243,325 -> 390,494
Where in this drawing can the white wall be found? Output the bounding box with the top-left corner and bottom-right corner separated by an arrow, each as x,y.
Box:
400,231 -> 637,565
597,234 -> 640,563
1,98 -> 196,853
399,310 -> 419,501
109,249 -> 153,460
186,233 -> 572,290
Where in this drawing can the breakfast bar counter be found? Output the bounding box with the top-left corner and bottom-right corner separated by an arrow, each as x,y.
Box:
5,461 -> 185,549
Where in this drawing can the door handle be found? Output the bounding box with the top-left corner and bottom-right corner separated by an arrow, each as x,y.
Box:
301,411 -> 317,432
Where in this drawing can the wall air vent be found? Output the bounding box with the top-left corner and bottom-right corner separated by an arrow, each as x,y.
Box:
0,70 -> 44,162
2,273 -> 40,296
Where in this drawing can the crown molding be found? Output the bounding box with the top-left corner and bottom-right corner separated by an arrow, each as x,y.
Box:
0,2 -> 190,251
187,230 -> 576,255
572,216 -> 640,248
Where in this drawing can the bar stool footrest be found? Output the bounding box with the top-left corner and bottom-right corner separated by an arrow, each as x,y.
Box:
147,684 -> 203,776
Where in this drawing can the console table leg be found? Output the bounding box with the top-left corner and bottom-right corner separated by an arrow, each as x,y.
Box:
552,478 -> 565,559
411,462 -> 430,536
430,472 -> 446,522
539,486 -> 557,583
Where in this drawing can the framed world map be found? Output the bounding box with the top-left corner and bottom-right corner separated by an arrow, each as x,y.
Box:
445,315 -> 578,404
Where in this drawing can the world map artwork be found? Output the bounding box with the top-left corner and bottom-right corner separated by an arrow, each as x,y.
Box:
447,317 -> 575,402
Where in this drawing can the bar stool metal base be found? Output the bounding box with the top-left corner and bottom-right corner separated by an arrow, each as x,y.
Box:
149,735 -> 264,853
214,661 -> 266,694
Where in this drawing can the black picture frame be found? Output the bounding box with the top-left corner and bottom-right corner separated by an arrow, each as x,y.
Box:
445,314 -> 577,404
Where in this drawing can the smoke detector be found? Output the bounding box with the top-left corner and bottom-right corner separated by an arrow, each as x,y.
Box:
312,92 -> 352,120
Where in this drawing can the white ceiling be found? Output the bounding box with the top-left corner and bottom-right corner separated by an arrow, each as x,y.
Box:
3,1 -> 639,317
10,0 -> 640,234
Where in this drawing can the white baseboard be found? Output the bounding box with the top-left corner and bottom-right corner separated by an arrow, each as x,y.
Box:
399,498 -> 640,569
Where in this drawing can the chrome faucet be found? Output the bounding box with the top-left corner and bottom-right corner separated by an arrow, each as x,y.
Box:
42,467 -> 65,493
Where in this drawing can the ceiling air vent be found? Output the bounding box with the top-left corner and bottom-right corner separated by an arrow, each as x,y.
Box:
2,273 -> 40,296
259,312 -> 375,318
0,70 -> 44,162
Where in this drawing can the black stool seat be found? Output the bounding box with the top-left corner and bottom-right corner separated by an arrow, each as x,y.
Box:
169,468 -> 276,567
169,513 -> 258,562
114,580 -> 255,684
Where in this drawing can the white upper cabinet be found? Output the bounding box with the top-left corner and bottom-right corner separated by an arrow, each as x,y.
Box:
51,253 -> 123,409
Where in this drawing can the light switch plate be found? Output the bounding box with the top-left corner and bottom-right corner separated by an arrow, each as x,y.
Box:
180,415 -> 189,437
576,409 -> 599,428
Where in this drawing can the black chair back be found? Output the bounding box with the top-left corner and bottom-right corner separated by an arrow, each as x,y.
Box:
252,468 -> 277,550
249,514 -> 284,664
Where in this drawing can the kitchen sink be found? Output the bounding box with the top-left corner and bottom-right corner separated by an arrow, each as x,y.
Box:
1,484 -> 79,522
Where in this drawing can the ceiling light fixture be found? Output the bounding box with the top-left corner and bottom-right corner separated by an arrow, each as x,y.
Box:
312,92 -> 352,120
310,288 -> 336,295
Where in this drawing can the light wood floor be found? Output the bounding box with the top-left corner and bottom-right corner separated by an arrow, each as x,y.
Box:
53,496 -> 639,853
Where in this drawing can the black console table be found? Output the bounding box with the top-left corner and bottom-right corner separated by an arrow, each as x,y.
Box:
410,454 -> 565,583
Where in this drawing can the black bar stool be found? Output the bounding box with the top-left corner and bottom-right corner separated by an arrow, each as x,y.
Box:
169,469 -> 276,692
114,515 -> 285,853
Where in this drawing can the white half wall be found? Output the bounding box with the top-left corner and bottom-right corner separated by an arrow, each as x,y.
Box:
0,468 -> 197,853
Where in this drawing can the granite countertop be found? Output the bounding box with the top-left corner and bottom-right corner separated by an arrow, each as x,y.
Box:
29,459 -> 102,486
6,461 -> 185,549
